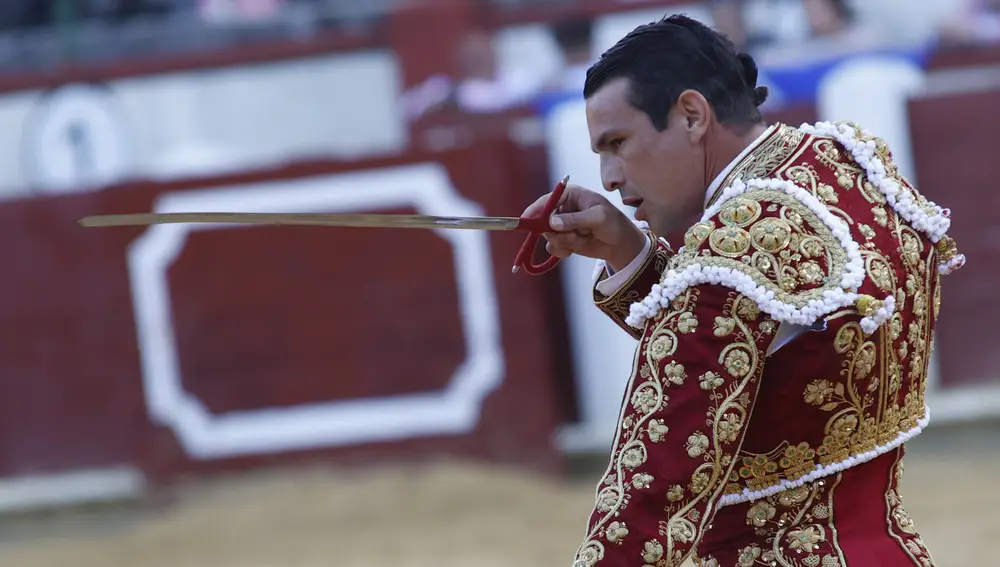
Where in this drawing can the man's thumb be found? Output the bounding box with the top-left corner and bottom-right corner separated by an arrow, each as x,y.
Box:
550,206 -> 607,232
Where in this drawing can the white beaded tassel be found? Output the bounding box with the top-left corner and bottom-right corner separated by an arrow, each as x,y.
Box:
718,406 -> 930,507
798,121 -> 952,243
625,178 -> 865,330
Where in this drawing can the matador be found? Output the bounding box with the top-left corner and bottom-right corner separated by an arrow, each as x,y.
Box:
528,14 -> 966,567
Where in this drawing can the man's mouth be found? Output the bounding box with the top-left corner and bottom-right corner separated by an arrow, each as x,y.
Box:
622,197 -> 645,220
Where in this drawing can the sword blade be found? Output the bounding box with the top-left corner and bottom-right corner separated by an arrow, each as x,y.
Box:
78,212 -> 524,231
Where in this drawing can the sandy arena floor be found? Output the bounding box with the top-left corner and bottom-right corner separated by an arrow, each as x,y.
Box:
0,422 -> 996,567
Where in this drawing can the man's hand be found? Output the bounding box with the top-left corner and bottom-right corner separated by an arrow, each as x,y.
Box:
522,184 -> 647,272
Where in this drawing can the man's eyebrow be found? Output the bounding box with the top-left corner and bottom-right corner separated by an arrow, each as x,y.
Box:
592,132 -> 610,153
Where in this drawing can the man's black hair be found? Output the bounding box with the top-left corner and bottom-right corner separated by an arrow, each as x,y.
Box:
583,13 -> 768,131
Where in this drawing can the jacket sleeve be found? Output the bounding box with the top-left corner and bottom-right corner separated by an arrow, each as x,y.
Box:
593,231 -> 674,340
572,283 -> 778,567
573,180 -> 864,567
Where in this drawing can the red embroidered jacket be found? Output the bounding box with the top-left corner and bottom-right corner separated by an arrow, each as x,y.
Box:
574,122 -> 964,567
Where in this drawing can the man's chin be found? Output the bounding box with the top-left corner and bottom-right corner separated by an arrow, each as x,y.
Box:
647,212 -> 701,246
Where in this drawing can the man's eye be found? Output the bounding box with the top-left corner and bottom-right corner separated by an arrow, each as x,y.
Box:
610,139 -> 623,149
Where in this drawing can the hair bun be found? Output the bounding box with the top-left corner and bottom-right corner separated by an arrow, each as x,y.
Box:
753,86 -> 769,107
737,52 -> 768,106
736,52 -> 759,88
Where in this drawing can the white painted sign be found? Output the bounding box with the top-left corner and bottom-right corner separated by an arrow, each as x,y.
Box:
127,163 -> 504,459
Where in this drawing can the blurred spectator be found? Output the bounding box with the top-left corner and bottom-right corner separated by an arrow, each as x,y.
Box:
400,27 -> 547,121
708,0 -> 750,51
542,17 -> 594,94
452,27 -> 545,113
936,0 -> 1000,47
753,0 -> 884,67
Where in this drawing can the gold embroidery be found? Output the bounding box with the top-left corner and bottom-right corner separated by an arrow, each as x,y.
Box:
885,449 -> 937,566
810,137 -> 891,209
858,223 -> 876,242
595,232 -> 672,338
707,124 -> 807,208
574,288 -> 772,567
749,218 -> 793,253
709,226 -> 752,257
739,476 -> 848,567
720,198 -> 764,227
712,121 -> 945,514
649,332 -> 678,361
643,540 -> 665,563
671,189 -> 848,310
724,348 -> 753,377
866,254 -> 894,292
686,221 -> 716,249
700,372 -> 724,390
872,207 -> 888,227
714,317 -> 737,337
575,288 -> 715,566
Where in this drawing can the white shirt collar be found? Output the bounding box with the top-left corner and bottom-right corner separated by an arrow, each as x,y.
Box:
704,123 -> 778,207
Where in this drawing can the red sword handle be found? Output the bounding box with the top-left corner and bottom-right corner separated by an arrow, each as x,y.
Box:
512,176 -> 568,276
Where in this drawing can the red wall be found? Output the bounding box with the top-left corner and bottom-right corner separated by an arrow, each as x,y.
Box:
0,140 -> 566,482
908,90 -> 1000,389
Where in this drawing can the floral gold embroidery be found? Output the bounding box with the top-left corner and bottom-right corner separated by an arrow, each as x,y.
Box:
686,432 -> 710,457
749,217 -> 794,253
787,526 -> 824,554
649,333 -> 677,361
707,124 -> 806,209
648,420 -> 669,442
720,197 -> 763,227
872,206 -> 888,227
643,540 -> 664,563
686,221 -> 716,249
667,485 -> 685,502
734,474 -> 849,567
724,348 -> 752,377
709,226 -> 752,257
668,189 -> 849,316
574,286 -> 771,566
678,313 -> 699,334
747,501 -> 776,527
700,372 -> 724,391
714,317 -> 736,337
605,522 -> 629,544
664,362 -> 687,386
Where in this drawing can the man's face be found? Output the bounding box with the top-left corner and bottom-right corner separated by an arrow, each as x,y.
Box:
585,77 -> 706,237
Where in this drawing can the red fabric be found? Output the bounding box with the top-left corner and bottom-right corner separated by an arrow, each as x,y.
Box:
697,447 -> 936,566
582,123 -> 947,567
578,282 -> 777,566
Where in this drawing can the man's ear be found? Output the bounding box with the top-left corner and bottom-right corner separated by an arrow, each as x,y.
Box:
675,89 -> 711,143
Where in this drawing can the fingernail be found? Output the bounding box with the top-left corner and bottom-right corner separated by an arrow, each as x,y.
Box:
550,216 -> 564,229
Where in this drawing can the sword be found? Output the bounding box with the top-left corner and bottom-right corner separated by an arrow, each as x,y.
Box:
78,175 -> 571,276
79,211 -> 539,232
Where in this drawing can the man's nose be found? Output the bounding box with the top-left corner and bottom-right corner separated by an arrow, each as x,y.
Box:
601,161 -> 625,192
